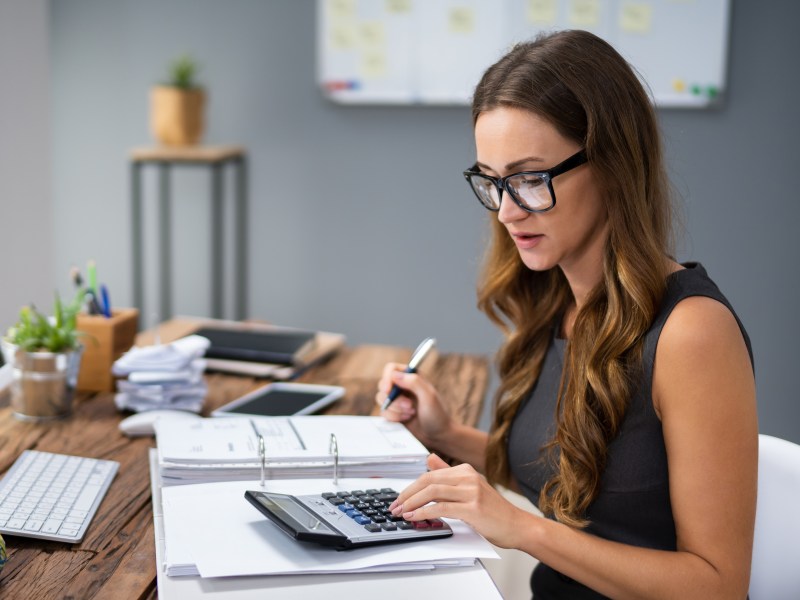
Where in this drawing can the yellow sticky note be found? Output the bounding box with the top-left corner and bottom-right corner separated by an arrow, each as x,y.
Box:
360,50 -> 388,79
330,23 -> 357,50
328,0 -> 356,20
449,7 -> 475,34
569,0 -> 600,27
358,21 -> 386,48
386,0 -> 413,13
620,3 -> 653,33
527,0 -> 558,25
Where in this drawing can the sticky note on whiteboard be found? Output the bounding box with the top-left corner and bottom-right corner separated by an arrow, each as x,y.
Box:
330,23 -> 357,50
620,3 -> 653,34
358,21 -> 386,48
528,0 -> 558,25
328,0 -> 355,20
449,7 -> 475,33
569,0 -> 600,27
360,49 -> 388,79
386,0 -> 412,14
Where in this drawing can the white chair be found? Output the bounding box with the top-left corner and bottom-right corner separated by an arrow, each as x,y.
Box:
749,434 -> 800,599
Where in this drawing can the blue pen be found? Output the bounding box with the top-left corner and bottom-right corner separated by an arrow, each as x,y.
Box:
100,284 -> 112,318
381,337 -> 436,411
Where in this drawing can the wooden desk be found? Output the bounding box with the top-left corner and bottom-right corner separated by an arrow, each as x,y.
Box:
0,336 -> 489,598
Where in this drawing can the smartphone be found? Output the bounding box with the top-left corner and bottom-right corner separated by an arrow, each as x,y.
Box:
210,382 -> 344,418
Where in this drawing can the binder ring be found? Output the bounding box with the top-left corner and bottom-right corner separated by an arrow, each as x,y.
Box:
329,433 -> 339,485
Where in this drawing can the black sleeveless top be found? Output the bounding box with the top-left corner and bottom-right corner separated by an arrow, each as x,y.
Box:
506,263 -> 753,599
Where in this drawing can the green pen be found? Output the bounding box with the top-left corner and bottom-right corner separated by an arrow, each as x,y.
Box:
87,259 -> 98,296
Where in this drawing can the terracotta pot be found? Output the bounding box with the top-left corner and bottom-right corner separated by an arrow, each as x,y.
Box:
150,85 -> 206,146
0,340 -> 83,421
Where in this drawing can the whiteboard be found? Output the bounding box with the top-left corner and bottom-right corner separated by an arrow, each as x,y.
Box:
317,0 -> 731,108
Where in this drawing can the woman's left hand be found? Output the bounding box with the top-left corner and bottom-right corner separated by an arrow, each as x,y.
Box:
389,454 -> 532,549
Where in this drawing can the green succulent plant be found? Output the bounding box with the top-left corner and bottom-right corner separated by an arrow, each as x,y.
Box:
4,290 -> 85,353
165,54 -> 201,89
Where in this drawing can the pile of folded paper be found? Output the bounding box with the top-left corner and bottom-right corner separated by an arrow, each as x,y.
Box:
112,335 -> 210,413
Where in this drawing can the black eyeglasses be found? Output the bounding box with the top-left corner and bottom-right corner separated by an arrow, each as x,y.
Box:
463,150 -> 587,213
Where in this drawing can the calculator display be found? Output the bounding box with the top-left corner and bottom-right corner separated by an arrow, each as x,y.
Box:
253,493 -> 338,535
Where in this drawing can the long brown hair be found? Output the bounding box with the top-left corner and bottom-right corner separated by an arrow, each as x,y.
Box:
477,30 -> 673,527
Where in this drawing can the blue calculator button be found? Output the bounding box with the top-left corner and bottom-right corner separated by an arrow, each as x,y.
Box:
345,509 -> 362,518
354,515 -> 371,525
338,503 -> 354,512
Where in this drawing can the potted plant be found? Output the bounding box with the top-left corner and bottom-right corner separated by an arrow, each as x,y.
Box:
150,54 -> 206,146
1,291 -> 85,421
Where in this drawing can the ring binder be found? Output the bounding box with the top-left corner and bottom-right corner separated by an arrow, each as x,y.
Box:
250,420 -> 266,487
329,433 -> 339,485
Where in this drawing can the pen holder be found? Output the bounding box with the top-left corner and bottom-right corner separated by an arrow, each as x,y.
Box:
75,308 -> 139,393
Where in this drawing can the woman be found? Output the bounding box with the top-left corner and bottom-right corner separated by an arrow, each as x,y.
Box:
376,30 -> 757,599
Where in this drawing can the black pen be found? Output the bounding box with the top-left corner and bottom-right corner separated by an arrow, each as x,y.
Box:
381,337 -> 436,411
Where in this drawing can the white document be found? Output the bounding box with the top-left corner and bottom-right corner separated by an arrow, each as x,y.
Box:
159,476 -> 499,578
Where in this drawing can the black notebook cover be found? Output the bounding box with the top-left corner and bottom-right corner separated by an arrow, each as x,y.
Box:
194,327 -> 316,365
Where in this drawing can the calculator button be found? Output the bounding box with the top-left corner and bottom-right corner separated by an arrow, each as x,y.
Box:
387,515 -> 404,522
342,496 -> 359,504
354,515 -> 371,525
321,493 -> 337,499
366,489 -> 380,495
429,519 -> 445,528
363,509 -> 378,516
413,520 -> 431,529
397,521 -> 414,530
380,522 -> 397,531
328,497 -> 345,506
360,495 -> 376,503
372,515 -> 387,523
350,490 -> 366,496
364,523 -> 382,533
337,503 -> 354,512
380,488 -> 395,493
336,491 -> 351,498
355,502 -> 370,510
375,492 -> 398,502
345,509 -> 362,518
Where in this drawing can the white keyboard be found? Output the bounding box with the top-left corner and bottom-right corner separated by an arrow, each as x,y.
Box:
0,450 -> 119,543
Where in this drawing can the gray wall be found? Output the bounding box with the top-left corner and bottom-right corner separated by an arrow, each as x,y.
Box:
0,0 -> 52,331
49,1 -> 800,442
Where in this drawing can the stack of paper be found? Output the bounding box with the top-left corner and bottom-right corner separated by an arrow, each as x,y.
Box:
112,335 -> 209,413
155,416 -> 431,485
149,451 -> 499,579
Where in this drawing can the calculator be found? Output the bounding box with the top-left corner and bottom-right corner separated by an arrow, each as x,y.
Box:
244,487 -> 452,550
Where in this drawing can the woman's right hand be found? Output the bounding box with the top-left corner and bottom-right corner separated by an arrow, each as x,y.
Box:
375,362 -> 454,449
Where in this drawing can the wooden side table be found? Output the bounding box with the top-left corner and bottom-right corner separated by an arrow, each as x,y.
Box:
130,145 -> 248,323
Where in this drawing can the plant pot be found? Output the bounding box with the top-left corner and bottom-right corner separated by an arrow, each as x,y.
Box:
150,85 -> 206,146
0,340 -> 83,421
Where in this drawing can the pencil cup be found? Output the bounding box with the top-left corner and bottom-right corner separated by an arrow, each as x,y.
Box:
75,308 -> 139,393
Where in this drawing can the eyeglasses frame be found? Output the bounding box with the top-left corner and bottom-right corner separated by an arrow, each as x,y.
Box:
463,149 -> 588,213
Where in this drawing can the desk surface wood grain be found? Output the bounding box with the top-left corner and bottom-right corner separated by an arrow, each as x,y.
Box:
0,323 -> 489,599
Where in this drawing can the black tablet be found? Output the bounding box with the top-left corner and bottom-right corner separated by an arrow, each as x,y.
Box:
210,382 -> 344,417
